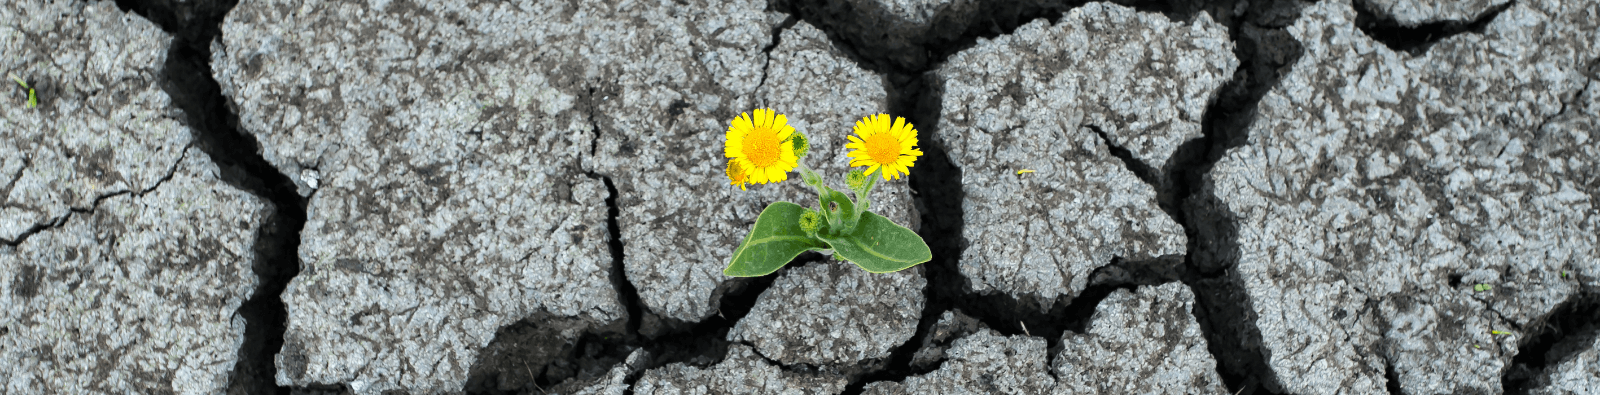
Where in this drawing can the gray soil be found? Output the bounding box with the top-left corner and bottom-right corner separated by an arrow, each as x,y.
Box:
2,0 -> 1597,394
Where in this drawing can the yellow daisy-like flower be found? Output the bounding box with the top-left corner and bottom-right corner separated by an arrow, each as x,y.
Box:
846,114 -> 923,180
725,109 -> 799,187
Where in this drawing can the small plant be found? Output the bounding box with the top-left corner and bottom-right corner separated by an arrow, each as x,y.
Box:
721,109 -> 931,277
8,73 -> 36,108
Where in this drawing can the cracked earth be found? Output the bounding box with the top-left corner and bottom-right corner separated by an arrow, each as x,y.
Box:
2,0 -> 1598,394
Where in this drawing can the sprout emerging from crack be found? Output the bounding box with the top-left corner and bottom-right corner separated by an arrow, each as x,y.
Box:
722,110 -> 931,277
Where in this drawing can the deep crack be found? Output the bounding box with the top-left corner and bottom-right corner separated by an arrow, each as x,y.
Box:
773,0 -> 1310,391
115,0 -> 308,394
1353,0 -> 1513,56
756,14 -> 801,93
74,0 -> 1563,393
1502,292 -> 1600,394
1085,124 -> 1159,187
599,175 -> 643,343
1163,1 -> 1306,395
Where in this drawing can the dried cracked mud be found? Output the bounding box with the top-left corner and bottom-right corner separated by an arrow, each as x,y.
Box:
2,0 -> 1597,394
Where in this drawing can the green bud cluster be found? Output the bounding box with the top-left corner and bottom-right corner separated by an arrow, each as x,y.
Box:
846,170 -> 868,191
791,133 -> 810,158
798,210 -> 821,234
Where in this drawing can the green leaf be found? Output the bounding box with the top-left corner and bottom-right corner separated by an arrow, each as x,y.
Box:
818,211 -> 930,273
724,201 -> 827,277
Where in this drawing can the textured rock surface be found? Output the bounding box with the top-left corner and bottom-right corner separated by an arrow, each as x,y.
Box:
1,149 -> 268,393
1053,283 -> 1226,394
1195,0 -> 1600,393
932,2 -> 1234,306
861,329 -> 1056,394
463,317 -> 589,393
19,0 -> 1598,392
907,309 -> 984,370
1529,332 -> 1600,395
938,2 -> 1237,176
588,19 -> 918,324
1539,76 -> 1600,293
0,0 -> 192,242
0,2 -> 267,393
728,260 -> 925,372
214,1 -> 625,392
633,344 -> 848,395
214,0 -> 920,390
560,350 -> 650,395
775,0 -> 1047,70
870,290 -> 1229,395
1361,0 -> 1510,25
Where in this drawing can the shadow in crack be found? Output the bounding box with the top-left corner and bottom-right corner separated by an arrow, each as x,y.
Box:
1166,1 -> 1307,395
463,252 -> 825,393
116,0 -> 306,393
780,0 -> 1317,392
833,72 -> 956,394
464,312 -> 625,394
1352,0 -> 1512,56
107,0 -> 1336,392
1503,293 -> 1600,394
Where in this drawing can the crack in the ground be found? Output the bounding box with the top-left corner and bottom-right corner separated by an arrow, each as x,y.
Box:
1353,0 -> 1514,56
1532,70 -> 1595,137
1,145 -> 191,247
772,0 -> 1312,392
115,0 -> 308,394
586,88 -> 603,158
0,217 -> 62,247
0,160 -> 29,210
463,245 -> 815,394
756,14 -> 801,94
91,0 -> 1546,393
1384,355 -> 1405,395
1084,124 -> 1160,187
598,175 -> 643,345
462,171 -> 644,394
1502,292 -> 1600,394
1162,2 -> 1307,395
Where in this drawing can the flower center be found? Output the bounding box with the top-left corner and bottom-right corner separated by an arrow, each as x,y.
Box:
864,132 -> 902,166
743,127 -> 782,167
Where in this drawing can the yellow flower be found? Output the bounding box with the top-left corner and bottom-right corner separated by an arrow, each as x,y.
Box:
725,109 -> 799,187
726,160 -> 748,190
846,114 -> 922,180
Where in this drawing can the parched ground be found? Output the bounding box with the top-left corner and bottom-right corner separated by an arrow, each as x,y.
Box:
2,0 -> 1597,394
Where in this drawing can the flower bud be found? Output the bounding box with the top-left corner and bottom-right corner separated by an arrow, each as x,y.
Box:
791,133 -> 811,158
799,209 -> 821,234
846,169 -> 868,191
726,160 -> 748,190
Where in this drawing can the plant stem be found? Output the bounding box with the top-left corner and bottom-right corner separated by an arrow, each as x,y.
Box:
853,167 -> 882,221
